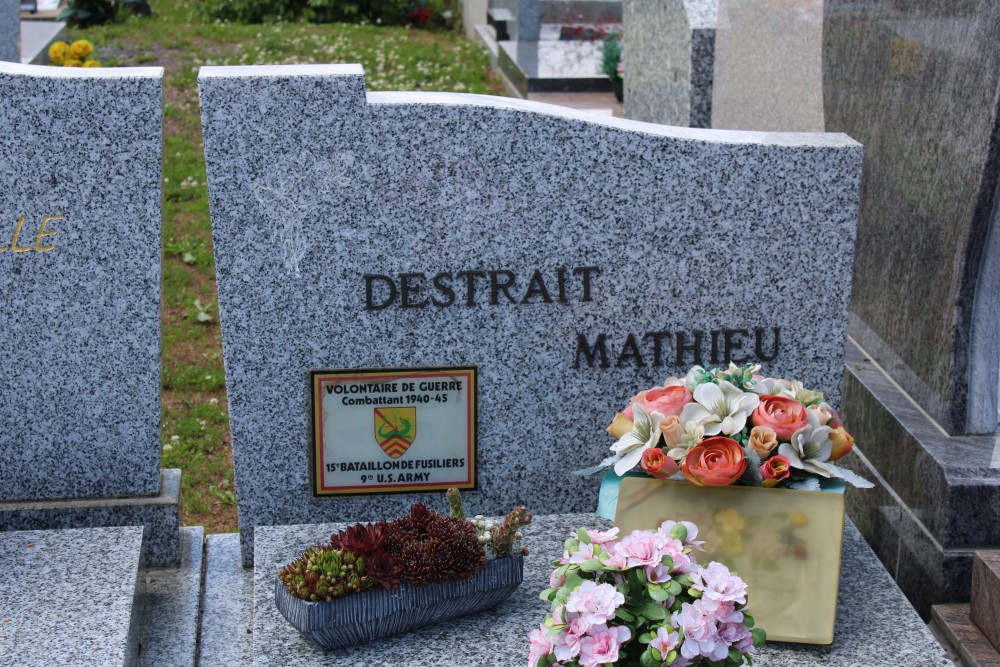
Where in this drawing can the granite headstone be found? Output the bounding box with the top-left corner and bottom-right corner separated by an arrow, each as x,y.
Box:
623,0 -> 717,127
824,0 -> 1000,614
711,0 -> 824,132
0,62 -> 181,566
490,0 -> 539,42
1,0 -> 18,63
199,63 -> 862,564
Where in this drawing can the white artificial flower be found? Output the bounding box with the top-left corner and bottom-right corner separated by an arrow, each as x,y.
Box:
779,411 -> 834,476
610,404 -> 665,475
678,381 -> 760,436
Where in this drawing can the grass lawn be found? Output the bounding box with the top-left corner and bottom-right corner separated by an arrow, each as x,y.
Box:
59,0 -> 506,533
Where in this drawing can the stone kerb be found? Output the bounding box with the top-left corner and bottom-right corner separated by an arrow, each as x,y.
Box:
0,62 -> 164,502
0,0 -> 17,63
199,63 -> 862,565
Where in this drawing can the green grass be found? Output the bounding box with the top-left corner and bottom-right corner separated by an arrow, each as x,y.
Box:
57,0 -> 506,533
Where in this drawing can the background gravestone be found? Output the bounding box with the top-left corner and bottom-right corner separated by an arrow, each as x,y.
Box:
490,0 -> 539,41
1,0 -> 18,63
711,0 -> 824,132
0,62 -> 181,566
824,1 -> 1000,614
623,0 -> 716,127
200,63 -> 862,564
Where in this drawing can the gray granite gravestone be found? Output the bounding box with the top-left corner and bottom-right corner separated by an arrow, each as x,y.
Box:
0,62 -> 181,566
1,0 -> 18,63
200,63 -> 862,564
711,0 -> 824,132
824,1 -> 1000,614
623,0 -> 716,127
490,0 -> 539,42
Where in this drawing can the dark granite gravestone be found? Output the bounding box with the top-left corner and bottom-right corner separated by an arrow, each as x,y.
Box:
824,0 -> 1000,615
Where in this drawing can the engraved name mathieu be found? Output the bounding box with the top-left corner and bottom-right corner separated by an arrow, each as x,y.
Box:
0,215 -> 60,253
363,266 -> 780,369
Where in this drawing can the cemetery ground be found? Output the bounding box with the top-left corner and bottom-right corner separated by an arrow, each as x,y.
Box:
59,0 -> 505,534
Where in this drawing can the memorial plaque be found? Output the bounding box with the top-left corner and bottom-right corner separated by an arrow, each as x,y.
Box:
310,367 -> 477,496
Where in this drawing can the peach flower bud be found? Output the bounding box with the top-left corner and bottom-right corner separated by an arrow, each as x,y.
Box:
658,414 -> 683,447
760,454 -> 791,488
808,403 -> 834,425
829,427 -> 855,461
641,448 -> 678,479
748,425 -> 778,459
606,412 -> 633,440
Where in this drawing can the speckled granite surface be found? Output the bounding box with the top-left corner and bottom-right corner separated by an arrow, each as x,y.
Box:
199,64 -> 862,565
0,468 -> 183,567
0,526 -> 145,666
198,533 -> 254,667
1,0 -> 17,63
138,526 -> 203,667
712,0 -> 824,132
624,0 -> 717,127
251,513 -> 951,666
0,62 -> 164,502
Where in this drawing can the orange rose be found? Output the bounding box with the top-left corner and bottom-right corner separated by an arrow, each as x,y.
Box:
623,384 -> 692,419
641,448 -> 677,479
606,412 -> 633,440
760,454 -> 791,487
681,436 -> 746,486
829,427 -> 854,461
748,425 -> 778,459
752,395 -> 809,441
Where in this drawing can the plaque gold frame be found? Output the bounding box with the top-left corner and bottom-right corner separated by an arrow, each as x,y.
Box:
614,477 -> 844,644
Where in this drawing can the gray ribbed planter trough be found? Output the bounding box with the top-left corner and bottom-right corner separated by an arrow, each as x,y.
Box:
275,554 -> 524,649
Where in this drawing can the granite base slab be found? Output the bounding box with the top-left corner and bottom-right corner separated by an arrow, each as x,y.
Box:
932,604 -> 1000,667
498,40 -> 611,96
138,526 -> 203,667
0,468 -> 182,567
0,526 -> 145,667
198,532 -> 254,667
842,339 -> 1000,614
251,513 -> 951,666
971,552 -> 1000,650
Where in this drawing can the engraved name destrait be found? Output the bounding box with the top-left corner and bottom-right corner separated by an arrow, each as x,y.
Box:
362,266 -> 782,368
0,215 -> 60,253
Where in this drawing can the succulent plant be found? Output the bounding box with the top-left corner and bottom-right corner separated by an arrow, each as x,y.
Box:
446,487 -> 466,520
383,503 -> 486,586
490,506 -> 532,557
278,544 -> 371,602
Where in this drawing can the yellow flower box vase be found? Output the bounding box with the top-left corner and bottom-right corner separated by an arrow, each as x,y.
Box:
611,475 -> 845,644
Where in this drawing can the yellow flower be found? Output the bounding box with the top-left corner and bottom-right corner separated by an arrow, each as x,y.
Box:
70,39 -> 94,59
82,60 -> 102,68
63,58 -> 83,68
48,41 -> 69,66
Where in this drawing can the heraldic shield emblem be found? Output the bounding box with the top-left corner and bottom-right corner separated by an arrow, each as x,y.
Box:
374,407 -> 417,459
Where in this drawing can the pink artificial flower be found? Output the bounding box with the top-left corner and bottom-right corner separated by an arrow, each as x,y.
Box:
649,625 -> 680,657
599,545 -> 629,570
549,569 -> 566,588
563,541 -> 596,565
659,520 -> 706,552
645,562 -> 673,584
578,625 -> 631,667
718,621 -> 755,654
675,600 -> 728,662
552,625 -> 584,662
614,530 -> 666,569
528,624 -> 553,667
623,384 -> 693,420
586,527 -> 620,545
565,581 -> 624,632
691,562 -> 748,612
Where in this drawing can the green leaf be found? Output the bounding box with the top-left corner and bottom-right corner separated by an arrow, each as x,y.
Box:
665,580 -> 682,596
729,648 -> 743,662
579,558 -> 603,572
577,527 -> 591,544
641,602 -> 666,621
660,554 -> 674,570
638,631 -> 653,643
752,627 -> 767,646
650,646 -> 663,662
647,584 -> 671,602
615,607 -> 636,622
182,252 -> 196,265
538,588 -> 554,601
743,612 -> 755,628
564,538 -> 579,552
639,648 -> 656,667
563,573 -> 584,592
674,574 -> 693,587
666,650 -> 679,663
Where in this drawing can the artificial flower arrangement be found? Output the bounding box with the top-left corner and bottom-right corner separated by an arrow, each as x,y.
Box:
587,363 -> 872,491
47,40 -> 101,68
279,488 -> 531,602
530,520 -> 765,667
